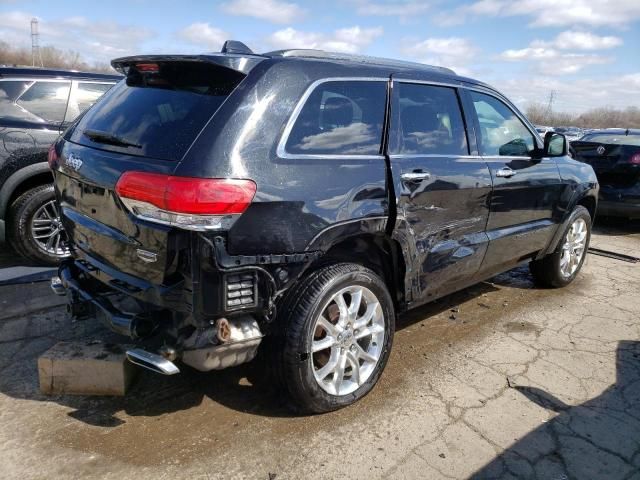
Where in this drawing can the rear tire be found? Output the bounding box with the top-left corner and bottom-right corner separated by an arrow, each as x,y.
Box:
6,185 -> 69,266
530,206 -> 591,288
270,263 -> 395,414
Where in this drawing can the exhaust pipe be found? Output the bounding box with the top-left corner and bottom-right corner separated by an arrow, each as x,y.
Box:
126,348 -> 180,375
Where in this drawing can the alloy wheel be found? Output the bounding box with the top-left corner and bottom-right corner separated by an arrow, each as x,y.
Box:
30,200 -> 69,257
560,218 -> 587,278
311,285 -> 385,396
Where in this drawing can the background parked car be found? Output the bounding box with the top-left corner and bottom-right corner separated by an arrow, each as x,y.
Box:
571,129 -> 640,219
554,126 -> 584,143
0,67 -> 120,264
535,125 -> 554,136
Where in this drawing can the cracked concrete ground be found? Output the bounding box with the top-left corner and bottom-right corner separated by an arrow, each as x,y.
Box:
0,222 -> 639,480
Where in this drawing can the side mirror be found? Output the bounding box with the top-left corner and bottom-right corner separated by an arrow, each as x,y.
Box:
543,131 -> 568,157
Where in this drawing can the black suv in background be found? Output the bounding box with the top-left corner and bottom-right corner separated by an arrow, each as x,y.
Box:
50,42 -> 598,413
571,129 -> 640,218
0,67 -> 120,264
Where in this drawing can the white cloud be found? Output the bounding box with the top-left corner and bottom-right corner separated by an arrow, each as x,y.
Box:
221,0 -> 305,24
351,0 -> 431,17
439,0 -> 640,28
177,23 -> 229,50
496,73 -> 640,113
0,11 -> 152,62
499,31 -> 618,75
541,31 -> 623,51
499,46 -> 612,75
402,37 -> 478,75
267,26 -> 383,54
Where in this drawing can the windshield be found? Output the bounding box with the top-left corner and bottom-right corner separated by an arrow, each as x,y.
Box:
67,61 -> 244,161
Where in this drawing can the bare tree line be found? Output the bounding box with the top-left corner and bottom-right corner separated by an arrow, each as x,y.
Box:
0,41 -> 115,73
525,102 -> 640,129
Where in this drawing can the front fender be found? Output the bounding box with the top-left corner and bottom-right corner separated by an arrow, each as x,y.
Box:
538,186 -> 598,259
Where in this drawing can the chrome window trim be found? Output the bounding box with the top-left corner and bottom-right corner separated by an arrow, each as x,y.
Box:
276,76 -> 389,160
389,153 -> 484,160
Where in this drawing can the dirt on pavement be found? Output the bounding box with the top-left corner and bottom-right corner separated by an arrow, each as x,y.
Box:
0,221 -> 639,480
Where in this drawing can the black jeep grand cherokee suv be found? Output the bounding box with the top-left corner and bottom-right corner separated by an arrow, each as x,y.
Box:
50,42 -> 598,413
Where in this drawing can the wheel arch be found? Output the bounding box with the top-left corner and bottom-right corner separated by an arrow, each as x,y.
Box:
538,190 -> 597,259
0,162 -> 52,220
308,231 -> 407,310
576,194 -> 597,223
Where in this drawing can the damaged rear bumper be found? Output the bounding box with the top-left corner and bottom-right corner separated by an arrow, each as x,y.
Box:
51,235 -> 322,373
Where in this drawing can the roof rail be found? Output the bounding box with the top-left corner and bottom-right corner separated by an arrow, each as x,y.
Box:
264,49 -> 456,75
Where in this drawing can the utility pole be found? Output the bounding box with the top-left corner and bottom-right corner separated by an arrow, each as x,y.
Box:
31,18 -> 43,67
545,90 -> 555,123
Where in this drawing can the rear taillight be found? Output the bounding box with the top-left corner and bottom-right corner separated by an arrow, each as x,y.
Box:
115,171 -> 256,231
630,153 -> 640,165
47,144 -> 58,169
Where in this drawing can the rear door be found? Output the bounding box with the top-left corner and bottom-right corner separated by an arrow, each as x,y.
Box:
462,89 -> 563,271
388,79 -> 492,304
55,60 -> 246,283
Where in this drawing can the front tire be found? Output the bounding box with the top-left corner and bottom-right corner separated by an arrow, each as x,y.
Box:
530,206 -> 591,288
6,185 -> 69,266
272,263 -> 395,414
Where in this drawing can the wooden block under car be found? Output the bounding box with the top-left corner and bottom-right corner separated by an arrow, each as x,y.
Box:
38,341 -> 139,396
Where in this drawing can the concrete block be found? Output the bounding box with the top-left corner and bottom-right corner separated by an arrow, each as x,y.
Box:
38,341 -> 138,396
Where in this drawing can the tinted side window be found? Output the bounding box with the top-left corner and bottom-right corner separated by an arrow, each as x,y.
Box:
285,81 -> 386,155
17,81 -> 71,123
76,82 -> 113,112
392,83 -> 468,155
470,91 -> 534,157
0,80 -> 31,119
65,82 -> 114,122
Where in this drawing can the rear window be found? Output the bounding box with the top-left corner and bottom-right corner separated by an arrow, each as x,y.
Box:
68,62 -> 244,161
284,80 -> 386,156
580,134 -> 640,146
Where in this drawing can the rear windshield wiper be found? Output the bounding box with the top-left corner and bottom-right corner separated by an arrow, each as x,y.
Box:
83,129 -> 142,149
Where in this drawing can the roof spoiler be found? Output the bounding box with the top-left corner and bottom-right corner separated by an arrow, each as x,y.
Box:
111,41 -> 264,76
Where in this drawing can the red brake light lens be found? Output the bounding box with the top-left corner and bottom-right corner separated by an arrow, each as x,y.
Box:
47,144 -> 58,169
135,63 -> 160,73
630,153 -> 640,165
115,171 -> 256,216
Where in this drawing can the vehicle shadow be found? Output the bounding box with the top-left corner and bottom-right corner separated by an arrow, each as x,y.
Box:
594,216 -> 640,236
470,340 -> 640,479
0,279 -> 501,426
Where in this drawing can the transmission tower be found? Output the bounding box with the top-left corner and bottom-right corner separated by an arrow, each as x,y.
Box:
545,90 -> 555,121
31,18 -> 43,67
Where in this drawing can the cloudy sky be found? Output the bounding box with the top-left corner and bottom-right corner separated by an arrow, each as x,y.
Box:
1,0 -> 639,113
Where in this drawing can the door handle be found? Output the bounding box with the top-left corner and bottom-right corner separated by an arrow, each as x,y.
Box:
401,171 -> 431,182
495,167 -> 517,178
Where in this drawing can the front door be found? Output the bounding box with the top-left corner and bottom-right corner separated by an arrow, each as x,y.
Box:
388,80 -> 492,306
463,90 -> 563,272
